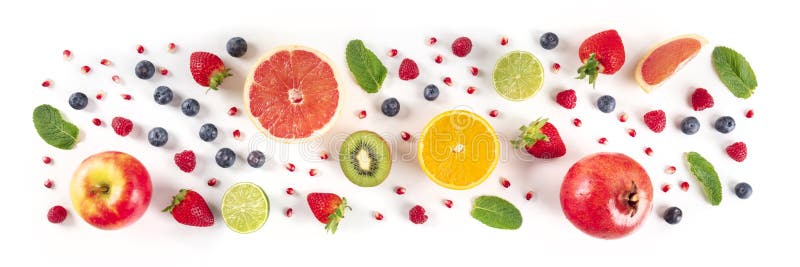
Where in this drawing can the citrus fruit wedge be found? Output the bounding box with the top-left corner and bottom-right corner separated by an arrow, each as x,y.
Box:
418,110 -> 500,190
635,34 -> 707,92
493,51 -> 544,101
244,45 -> 343,143
222,182 -> 269,234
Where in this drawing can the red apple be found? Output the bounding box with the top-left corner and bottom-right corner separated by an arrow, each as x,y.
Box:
560,152 -> 653,239
70,151 -> 152,230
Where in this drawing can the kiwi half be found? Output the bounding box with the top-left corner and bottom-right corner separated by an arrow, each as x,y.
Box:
339,130 -> 391,187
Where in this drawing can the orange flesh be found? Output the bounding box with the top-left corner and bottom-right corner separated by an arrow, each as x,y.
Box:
641,38 -> 702,85
248,50 -> 339,139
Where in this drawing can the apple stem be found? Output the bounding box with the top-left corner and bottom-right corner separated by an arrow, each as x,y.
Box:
91,185 -> 110,194
624,181 -> 639,217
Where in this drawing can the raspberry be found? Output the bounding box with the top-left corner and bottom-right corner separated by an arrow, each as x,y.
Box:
174,150 -> 196,173
726,142 -> 747,162
643,110 -> 666,133
691,88 -> 714,111
451,37 -> 472,57
555,89 -> 577,109
111,117 -> 133,136
398,58 -> 419,80
409,205 -> 428,224
47,205 -> 67,224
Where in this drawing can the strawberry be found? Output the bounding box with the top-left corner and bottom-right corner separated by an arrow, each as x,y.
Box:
189,52 -> 231,90
726,142 -> 747,162
643,110 -> 666,133
307,192 -> 350,234
576,29 -> 625,87
511,118 -> 566,159
691,88 -> 715,111
162,189 -> 214,227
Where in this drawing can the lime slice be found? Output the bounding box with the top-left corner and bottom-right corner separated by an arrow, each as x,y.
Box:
492,51 -> 544,101
222,182 -> 269,234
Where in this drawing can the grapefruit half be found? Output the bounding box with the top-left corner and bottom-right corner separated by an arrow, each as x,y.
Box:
244,45 -> 343,143
635,34 -> 707,92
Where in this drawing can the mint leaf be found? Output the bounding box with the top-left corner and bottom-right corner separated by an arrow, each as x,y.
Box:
345,39 -> 387,93
470,195 -> 522,230
33,104 -> 79,150
686,152 -> 722,206
712,46 -> 758,99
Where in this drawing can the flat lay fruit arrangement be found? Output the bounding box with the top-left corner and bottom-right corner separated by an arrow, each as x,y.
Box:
35,29 -> 758,239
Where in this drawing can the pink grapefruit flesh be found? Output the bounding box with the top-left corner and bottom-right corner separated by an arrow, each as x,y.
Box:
635,35 -> 707,92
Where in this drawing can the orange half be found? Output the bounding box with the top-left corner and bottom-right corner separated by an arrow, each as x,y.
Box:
635,34 -> 707,92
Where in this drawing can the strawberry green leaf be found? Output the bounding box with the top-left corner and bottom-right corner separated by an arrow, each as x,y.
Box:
470,195 -> 522,230
712,46 -> 757,99
511,118 -> 549,148
33,104 -> 79,150
576,53 -> 600,88
686,152 -> 722,206
346,40 -> 387,93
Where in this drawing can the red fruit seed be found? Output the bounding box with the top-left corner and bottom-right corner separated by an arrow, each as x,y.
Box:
136,45 -> 144,54
619,112 -> 628,122
111,75 -> 121,84
92,118 -> 101,126
500,36 -> 509,46
552,63 -> 561,74
285,163 -> 295,172
466,86 -> 476,94
661,184 -> 671,193
81,65 -> 91,74
388,49 -> 398,57
168,43 -> 176,52
470,66 -> 479,76
232,129 -> 241,140
598,137 -> 608,144
400,131 -> 411,141
42,156 -> 52,164
374,212 -> 384,221
309,169 -> 318,177
358,110 -> 367,119
207,178 -> 217,187
627,128 -> 637,137
428,37 -> 438,46
645,147 -> 654,156
746,109 -> 754,118
121,94 -> 131,100
286,187 -> 295,195
62,50 -> 72,60
573,118 -> 582,127
500,177 -> 510,188
320,151 -> 329,160
489,109 -> 499,118
525,191 -> 534,201
443,199 -> 453,208
160,67 -> 168,76
395,186 -> 406,195
680,181 -> 690,192
228,106 -> 238,116
96,91 -> 104,100
443,77 -> 453,86
42,79 -> 52,88
666,166 -> 676,174
100,59 -> 111,66
434,54 -> 443,64
44,179 -> 53,189
285,208 -> 293,218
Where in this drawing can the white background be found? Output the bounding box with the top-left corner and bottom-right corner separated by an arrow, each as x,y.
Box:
2,0 -> 798,266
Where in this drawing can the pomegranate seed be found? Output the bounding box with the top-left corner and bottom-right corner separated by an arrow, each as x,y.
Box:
573,118 -> 582,127
489,109 -> 499,118
320,151 -> 329,160
121,94 -> 132,100
745,109 -> 754,118
443,199 -> 453,208
598,137 -> 608,144
388,49 -> 398,57
42,156 -> 52,164
552,63 -> 561,74
285,208 -> 293,218
434,54 -> 443,64
661,184 -> 671,193
645,147 -> 654,156
500,177 -> 511,188
443,77 -> 453,86
395,186 -> 406,195
81,65 -> 91,74
666,166 -> 676,174
92,118 -> 101,126
160,67 -> 168,76
286,187 -> 295,195
619,112 -> 629,122
96,91 -> 104,100
500,36 -> 509,46
168,43 -> 177,52
374,212 -> 384,221
400,131 -> 411,141
136,45 -> 144,54
680,181 -> 690,192
428,37 -> 437,46
627,128 -> 637,137
100,59 -> 111,66
285,163 -> 296,172
466,86 -> 476,94
470,66 -> 479,76
42,79 -> 52,88
525,191 -> 534,201
62,50 -> 72,60
309,169 -> 318,176
228,106 -> 238,116
44,179 -> 54,189
232,129 -> 241,140
358,110 -> 367,119
111,75 -> 121,84
207,178 -> 217,187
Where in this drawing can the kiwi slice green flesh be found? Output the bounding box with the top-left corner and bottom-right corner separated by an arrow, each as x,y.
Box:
339,130 -> 391,187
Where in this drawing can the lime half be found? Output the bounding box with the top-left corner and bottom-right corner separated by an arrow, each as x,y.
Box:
222,182 -> 269,234
493,51 -> 544,101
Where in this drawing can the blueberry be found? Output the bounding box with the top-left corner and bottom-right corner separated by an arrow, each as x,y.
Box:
539,32 -> 559,50
199,123 -> 218,142
735,182 -> 752,199
68,92 -> 88,110
147,127 -> 168,147
680,116 -> 700,135
596,95 -> 616,113
181,98 -> 200,117
423,84 -> 439,101
215,148 -> 236,168
381,97 -> 400,117
663,207 -> 682,225
247,150 -> 266,168
153,86 -> 173,105
226,37 -> 248,58
714,116 -> 736,133
135,60 -> 155,80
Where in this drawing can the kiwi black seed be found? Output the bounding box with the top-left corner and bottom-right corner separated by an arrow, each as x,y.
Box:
339,130 -> 391,187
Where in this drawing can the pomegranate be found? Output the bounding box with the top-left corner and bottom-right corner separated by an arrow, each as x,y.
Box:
560,152 -> 653,239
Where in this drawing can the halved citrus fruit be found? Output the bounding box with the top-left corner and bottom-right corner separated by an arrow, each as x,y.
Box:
418,110 -> 500,190
244,45 -> 343,143
222,182 -> 269,234
493,51 -> 544,101
635,34 -> 707,92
